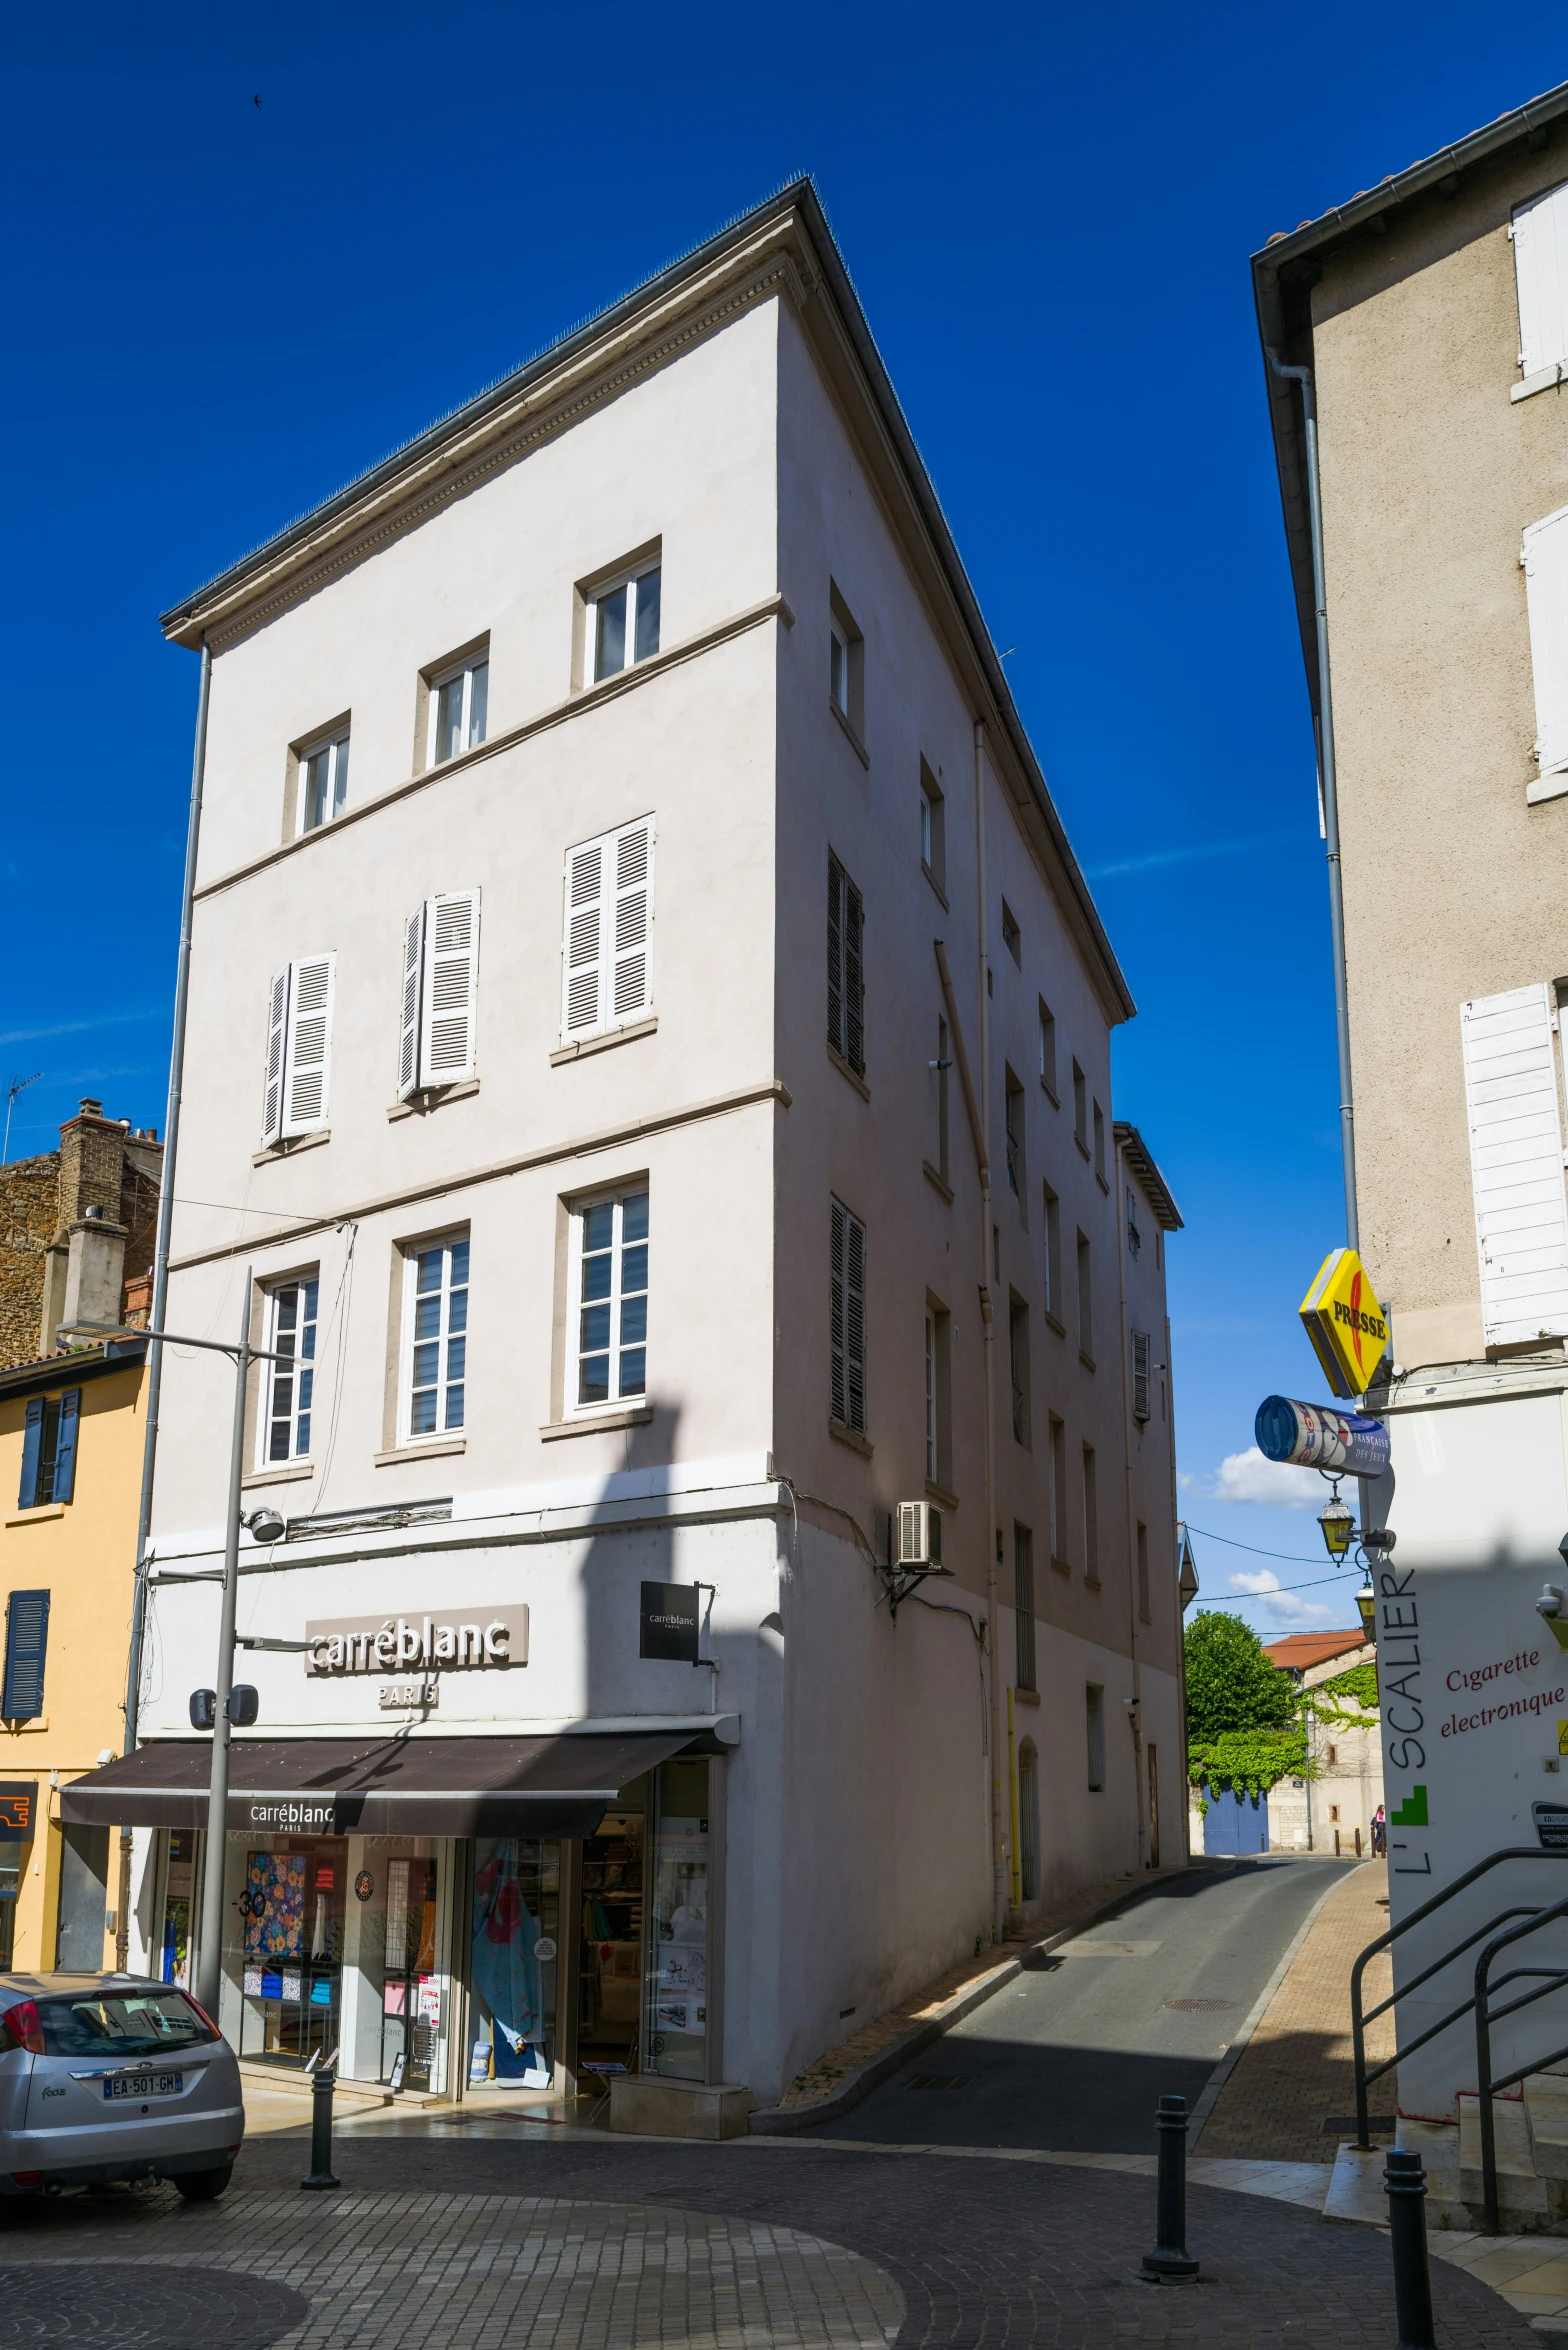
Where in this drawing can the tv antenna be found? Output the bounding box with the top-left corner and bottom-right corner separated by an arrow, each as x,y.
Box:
2,1074 -> 41,1165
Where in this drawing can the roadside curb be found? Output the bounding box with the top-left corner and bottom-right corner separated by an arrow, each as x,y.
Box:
1189,1859 -> 1362,2148
748,1858 -> 1229,2136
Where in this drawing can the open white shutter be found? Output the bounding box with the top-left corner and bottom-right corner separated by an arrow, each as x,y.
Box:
563,839 -> 604,1037
611,820 -> 653,1023
423,888 -> 480,1082
261,967 -> 290,1146
1514,181 -> 1568,379
1524,508 -> 1568,776
282,954 -> 334,1137
398,905 -> 426,1100
1461,984 -> 1568,1345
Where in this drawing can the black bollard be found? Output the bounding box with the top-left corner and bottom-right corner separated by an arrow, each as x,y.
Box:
1142,2094 -> 1200,2279
300,2063 -> 340,2192
1384,2150 -> 1436,2350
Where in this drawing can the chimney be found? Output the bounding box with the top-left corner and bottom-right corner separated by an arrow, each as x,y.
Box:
57,1204 -> 127,1347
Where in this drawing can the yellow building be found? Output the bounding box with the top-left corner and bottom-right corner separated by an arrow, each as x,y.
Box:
0,1098 -> 162,1970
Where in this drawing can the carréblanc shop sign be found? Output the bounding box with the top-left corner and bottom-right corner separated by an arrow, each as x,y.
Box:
304,1606 -> 528,1677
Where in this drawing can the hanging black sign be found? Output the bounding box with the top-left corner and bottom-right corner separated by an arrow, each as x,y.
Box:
640,1582 -> 699,1663
0,1785 -> 35,1842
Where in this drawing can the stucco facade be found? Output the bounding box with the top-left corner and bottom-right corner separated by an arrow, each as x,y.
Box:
99,185 -> 1185,2115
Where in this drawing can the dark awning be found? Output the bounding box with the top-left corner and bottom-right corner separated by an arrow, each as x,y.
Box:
59,1728 -> 707,1840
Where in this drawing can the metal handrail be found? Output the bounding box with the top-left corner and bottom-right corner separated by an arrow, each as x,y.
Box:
1351,1849 -> 1568,2147
1474,1894 -> 1568,2232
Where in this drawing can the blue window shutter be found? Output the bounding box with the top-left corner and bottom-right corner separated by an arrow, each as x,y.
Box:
51,1392 -> 80,1506
2,1592 -> 50,1721
17,1402 -> 43,1512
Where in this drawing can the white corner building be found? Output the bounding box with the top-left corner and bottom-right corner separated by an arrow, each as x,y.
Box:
70,183 -> 1185,2129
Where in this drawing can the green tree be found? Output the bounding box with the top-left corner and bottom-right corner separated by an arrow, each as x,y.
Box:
1183,1609 -> 1295,1742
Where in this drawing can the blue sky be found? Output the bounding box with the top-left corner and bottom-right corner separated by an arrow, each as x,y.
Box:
5,0 -> 1562,1636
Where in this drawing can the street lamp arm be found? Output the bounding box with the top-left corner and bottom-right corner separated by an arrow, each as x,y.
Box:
235,1635 -> 312,1653
56,1318 -> 288,1364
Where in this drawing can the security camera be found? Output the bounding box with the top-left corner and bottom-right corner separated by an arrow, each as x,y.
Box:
244,1506 -> 287,1544
1540,1584 -> 1566,1621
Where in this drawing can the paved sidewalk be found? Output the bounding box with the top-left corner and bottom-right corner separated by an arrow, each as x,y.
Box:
1195,1859 -> 1395,2162
0,2127 -> 1535,2347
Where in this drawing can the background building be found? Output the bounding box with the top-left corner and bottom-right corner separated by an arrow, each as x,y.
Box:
72,184 -> 1185,2127
1256,76 -> 1568,2128
0,1099 -> 159,1967
1263,1630 -> 1382,1858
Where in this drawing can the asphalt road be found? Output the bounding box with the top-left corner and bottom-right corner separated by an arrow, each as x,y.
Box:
811,1856 -> 1354,2154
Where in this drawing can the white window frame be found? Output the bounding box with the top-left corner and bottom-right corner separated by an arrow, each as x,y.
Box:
260,1276 -> 319,1466
588,561 -> 662,684
296,728 -> 350,836
566,1187 -> 649,1416
425,655 -> 489,769
830,619 -> 850,716
560,816 -> 654,1044
399,1232 -> 469,1444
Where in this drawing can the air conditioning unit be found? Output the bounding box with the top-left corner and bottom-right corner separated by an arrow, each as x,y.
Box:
896,1499 -> 945,1572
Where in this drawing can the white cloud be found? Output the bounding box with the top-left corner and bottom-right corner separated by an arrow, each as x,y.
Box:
1226,1567 -> 1336,1628
1211,1447 -> 1321,1510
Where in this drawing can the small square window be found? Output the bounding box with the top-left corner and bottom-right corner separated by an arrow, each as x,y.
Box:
1001,901 -> 1021,966
828,583 -> 865,741
919,759 -> 946,893
1038,1000 -> 1057,1099
570,1190 -> 649,1410
426,653 -> 488,768
297,728 -> 350,835
589,564 -> 661,684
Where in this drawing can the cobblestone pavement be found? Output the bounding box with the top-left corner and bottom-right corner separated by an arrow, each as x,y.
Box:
0,2128 -> 1536,2347
1196,1860 -> 1396,2163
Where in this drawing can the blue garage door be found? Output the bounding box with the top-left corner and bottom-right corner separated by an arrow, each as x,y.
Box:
1202,1785 -> 1269,1856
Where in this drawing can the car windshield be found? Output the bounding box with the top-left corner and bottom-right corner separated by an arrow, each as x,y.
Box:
34,1990 -> 214,2057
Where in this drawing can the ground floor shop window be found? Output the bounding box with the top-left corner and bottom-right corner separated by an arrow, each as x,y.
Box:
159,1829 -> 195,1986
470,1837 -> 558,2089
646,1761 -> 709,2081
240,1838 -> 347,2068
577,1813 -> 642,2082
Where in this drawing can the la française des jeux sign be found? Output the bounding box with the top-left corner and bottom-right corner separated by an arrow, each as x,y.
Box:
303,1605 -> 527,1676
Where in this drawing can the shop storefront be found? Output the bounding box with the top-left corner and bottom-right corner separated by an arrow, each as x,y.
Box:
64,1730 -> 725,2105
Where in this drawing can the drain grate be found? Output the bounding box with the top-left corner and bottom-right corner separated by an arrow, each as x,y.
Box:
1163,1997 -> 1235,2012
907,2074 -> 975,2091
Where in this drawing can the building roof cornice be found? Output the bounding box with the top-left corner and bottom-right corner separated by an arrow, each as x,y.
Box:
160,180 -> 1135,1026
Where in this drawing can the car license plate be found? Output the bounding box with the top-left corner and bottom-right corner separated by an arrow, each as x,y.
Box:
104,2072 -> 181,2100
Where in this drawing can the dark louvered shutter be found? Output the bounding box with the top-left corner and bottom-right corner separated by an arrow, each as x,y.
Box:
2,1592 -> 50,1721
829,1198 -> 847,1423
17,1401 -> 43,1511
827,855 -> 845,1060
51,1391 -> 81,1504
843,872 -> 864,1075
844,1208 -> 867,1429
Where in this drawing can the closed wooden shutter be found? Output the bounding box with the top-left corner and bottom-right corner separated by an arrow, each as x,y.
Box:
1514,181 -> 1568,378
829,1196 -> 867,1431
17,1400 -> 43,1511
283,955 -> 335,1136
611,824 -> 652,1023
52,1389 -> 80,1505
563,838 -> 605,1037
1524,508 -> 1568,776
398,905 -> 426,1100
262,967 -> 290,1145
562,820 -> 653,1039
827,854 -> 864,1074
1132,1330 -> 1151,1423
2,1591 -> 49,1722
423,888 -> 480,1082
1460,984 -> 1568,1344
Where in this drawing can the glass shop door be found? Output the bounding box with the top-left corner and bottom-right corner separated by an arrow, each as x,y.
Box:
468,1838 -> 560,2089
159,1829 -> 195,1986
377,1852 -> 440,2090
576,1811 -> 645,2082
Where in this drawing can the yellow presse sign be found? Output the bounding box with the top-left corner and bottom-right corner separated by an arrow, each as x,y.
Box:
1299,1247 -> 1390,1400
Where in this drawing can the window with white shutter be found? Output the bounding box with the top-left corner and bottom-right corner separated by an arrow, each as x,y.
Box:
1514,180 -> 1568,386
1460,983 -> 1568,1345
398,890 -> 481,1098
560,818 -> 654,1043
829,1195 -> 867,1433
1524,508 -> 1568,779
1132,1329 -> 1151,1423
261,956 -> 335,1144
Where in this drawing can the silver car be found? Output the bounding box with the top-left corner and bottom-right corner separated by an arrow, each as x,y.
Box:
0,1974 -> 244,2199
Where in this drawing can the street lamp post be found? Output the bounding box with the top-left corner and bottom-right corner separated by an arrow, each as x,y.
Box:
62,1269 -> 290,2020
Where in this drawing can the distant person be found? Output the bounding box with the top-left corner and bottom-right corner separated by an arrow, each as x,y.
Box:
1371,1804 -> 1386,1858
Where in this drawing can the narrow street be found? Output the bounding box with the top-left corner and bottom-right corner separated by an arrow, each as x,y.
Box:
812,1856 -> 1352,2152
